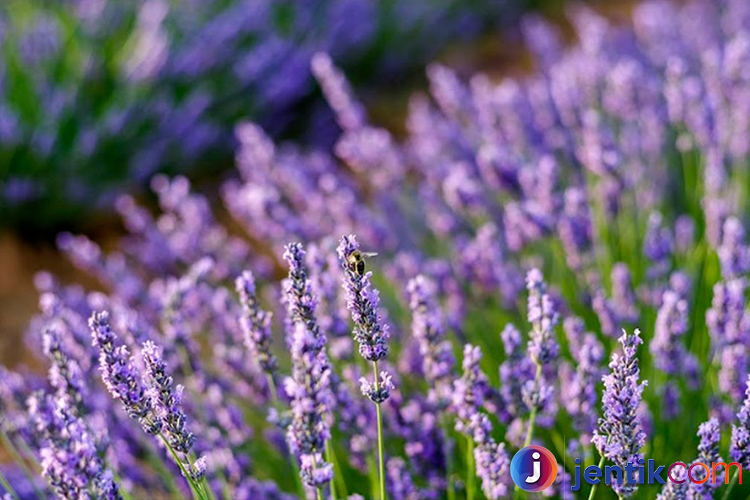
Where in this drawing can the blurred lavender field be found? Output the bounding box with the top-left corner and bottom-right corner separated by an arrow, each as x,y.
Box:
5,0 -> 750,499
0,0 -> 530,234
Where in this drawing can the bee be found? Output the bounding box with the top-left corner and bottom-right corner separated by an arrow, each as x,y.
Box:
346,250 -> 378,276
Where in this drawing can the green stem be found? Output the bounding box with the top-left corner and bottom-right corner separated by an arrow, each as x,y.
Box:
158,432 -> 204,500
467,437 -> 476,500
0,430 -> 44,499
587,455 -> 606,500
326,440 -> 338,500
721,468 -> 740,500
373,361 -> 387,500
0,465 -> 20,500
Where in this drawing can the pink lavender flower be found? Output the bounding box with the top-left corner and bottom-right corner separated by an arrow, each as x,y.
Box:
592,328 -> 648,498
236,270 -> 277,374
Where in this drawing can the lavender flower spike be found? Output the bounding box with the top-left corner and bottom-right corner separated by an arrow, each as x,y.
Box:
592,328 -> 648,498
285,322 -> 333,488
236,270 -> 277,374
407,274 -> 454,405
141,340 -> 196,454
526,268 -> 559,365
89,311 -> 161,434
337,235 -> 391,363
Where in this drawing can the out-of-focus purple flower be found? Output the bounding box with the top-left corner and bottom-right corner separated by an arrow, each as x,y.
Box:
452,344 -> 487,433
592,329 -> 648,498
718,216 -> 750,279
674,215 -> 695,254
643,211 -> 673,282
284,323 -> 333,488
526,268 -> 559,365
498,324 -> 535,423
311,52 -> 366,131
557,187 -> 593,273
29,391 -> 122,500
561,317 -> 604,442
236,270 -> 277,374
386,457 -> 419,500
611,263 -> 638,323
651,288 -> 697,379
42,326 -> 87,413
407,275 -> 454,405
470,413 -> 511,500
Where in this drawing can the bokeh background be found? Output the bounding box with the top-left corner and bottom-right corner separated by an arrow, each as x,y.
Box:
0,0 -> 626,366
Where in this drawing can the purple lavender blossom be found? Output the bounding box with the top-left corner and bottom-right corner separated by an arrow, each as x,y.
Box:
407,275 -> 454,405
452,344 -> 510,499
526,268 -> 559,365
469,413 -> 511,499
29,391 -> 122,500
89,311 -> 160,434
141,340 -> 196,455
687,418 -> 723,499
337,235 -> 391,365
284,323 -> 333,488
498,324 -> 535,421
236,270 -> 277,374
592,329 -> 648,498
561,318 -> 604,442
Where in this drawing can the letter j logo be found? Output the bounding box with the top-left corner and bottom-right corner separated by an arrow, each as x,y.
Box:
510,445 -> 558,492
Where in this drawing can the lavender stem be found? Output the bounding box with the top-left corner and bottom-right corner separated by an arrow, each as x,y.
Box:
587,454 -> 606,500
0,466 -> 20,500
467,437 -> 476,500
720,469 -> 739,500
373,360 -> 387,500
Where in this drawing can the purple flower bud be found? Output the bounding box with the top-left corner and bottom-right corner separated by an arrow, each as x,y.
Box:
730,375 -> 750,467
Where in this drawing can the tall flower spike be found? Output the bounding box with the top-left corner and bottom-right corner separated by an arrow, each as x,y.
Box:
236,270 -> 277,374
89,311 -> 160,434
282,243 -> 334,491
285,322 -> 333,488
337,235 -> 391,364
141,340 -> 196,455
592,328 -> 648,498
407,274 -> 454,405
688,418 -> 723,499
526,268 -> 559,365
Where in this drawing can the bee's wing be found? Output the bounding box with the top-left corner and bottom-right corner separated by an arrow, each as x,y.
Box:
361,252 -> 379,257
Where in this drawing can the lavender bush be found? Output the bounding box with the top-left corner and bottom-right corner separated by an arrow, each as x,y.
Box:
5,0 -> 750,498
